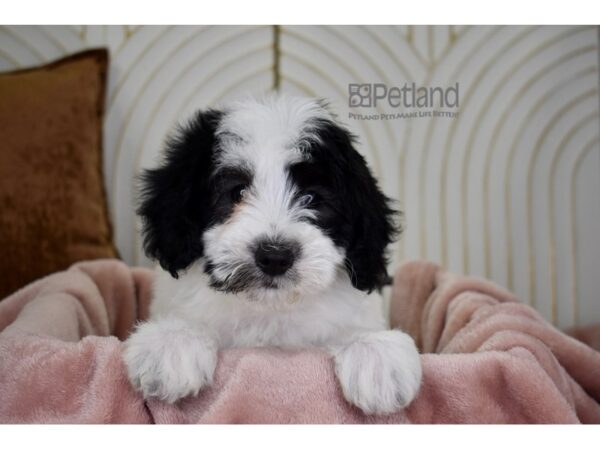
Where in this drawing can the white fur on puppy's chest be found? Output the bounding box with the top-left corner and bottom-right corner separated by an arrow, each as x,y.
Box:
150,265 -> 387,348
124,270 -> 423,415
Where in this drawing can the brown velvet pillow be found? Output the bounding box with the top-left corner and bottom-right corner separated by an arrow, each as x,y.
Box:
0,49 -> 118,299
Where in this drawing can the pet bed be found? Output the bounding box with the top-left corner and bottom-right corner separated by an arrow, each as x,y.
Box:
0,259 -> 599,423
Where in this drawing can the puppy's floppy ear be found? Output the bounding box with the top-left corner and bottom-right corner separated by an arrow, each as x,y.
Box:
137,109 -> 222,278
315,119 -> 400,292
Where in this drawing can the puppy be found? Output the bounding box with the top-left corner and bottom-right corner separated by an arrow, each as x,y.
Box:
123,95 -> 422,415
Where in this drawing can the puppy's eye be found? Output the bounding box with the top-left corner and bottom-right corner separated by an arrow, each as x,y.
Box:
231,184 -> 248,203
297,192 -> 317,208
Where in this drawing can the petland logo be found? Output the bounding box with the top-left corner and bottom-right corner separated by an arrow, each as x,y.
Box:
348,83 -> 460,120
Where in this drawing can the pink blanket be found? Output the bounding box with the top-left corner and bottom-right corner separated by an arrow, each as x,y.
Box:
0,259 -> 599,423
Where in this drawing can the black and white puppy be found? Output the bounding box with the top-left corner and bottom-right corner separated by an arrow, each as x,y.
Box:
123,95 -> 422,415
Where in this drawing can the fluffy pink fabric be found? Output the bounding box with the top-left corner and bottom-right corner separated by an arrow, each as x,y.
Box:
0,259 -> 599,423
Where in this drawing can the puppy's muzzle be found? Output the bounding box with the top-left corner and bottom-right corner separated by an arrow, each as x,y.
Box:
254,239 -> 298,277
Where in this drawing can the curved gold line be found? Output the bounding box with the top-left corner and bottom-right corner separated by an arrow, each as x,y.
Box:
167,50 -> 271,132
80,25 -> 92,45
110,26 -> 216,213
375,23 -> 468,259
324,25 -> 419,262
404,24 -> 487,263
481,41 -> 595,285
451,25 -> 471,42
547,113 -> 598,325
125,25 -> 140,38
418,25 -> 505,260
281,27 -> 390,165
451,26 -> 540,272
436,26 -> 453,66
504,75 -> 591,306
111,30 -> 263,262
398,25 -> 429,69
83,25 -> 99,44
502,71 -> 595,305
427,26 -> 434,69
272,25 -> 281,91
454,26 -> 591,281
359,26 -> 419,81
37,26 -> 69,53
108,25 -> 176,107
111,27 -> 261,210
322,25 -> 407,214
289,26 -> 486,266
122,37 -> 269,258
449,26 -> 457,44
406,25 -> 492,262
400,25 -> 427,68
504,62 -> 595,295
324,26 -> 402,154
179,68 -> 273,127
279,50 -> 382,174
0,48 -> 20,67
115,25 -> 133,54
476,29 -> 587,280
127,42 -> 271,244
569,136 -> 600,326
1,26 -> 45,61
318,25 -> 479,264
280,30 -> 383,174
523,87 -> 596,306
61,25 -> 86,46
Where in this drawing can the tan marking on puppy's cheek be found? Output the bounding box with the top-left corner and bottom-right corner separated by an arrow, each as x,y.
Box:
224,200 -> 246,225
209,201 -> 248,240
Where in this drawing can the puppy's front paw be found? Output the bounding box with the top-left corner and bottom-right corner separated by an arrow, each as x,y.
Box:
333,329 -> 422,415
123,318 -> 217,403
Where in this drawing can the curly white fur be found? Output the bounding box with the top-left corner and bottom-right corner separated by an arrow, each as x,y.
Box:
123,95 -> 422,415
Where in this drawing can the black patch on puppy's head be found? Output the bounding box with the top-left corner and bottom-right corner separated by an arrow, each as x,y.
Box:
290,118 -> 400,292
137,109 -> 223,278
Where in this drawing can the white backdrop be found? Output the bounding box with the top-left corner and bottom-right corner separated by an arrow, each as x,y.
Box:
1,25 -> 598,327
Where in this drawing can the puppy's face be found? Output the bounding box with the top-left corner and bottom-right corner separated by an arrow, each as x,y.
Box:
139,96 -> 397,305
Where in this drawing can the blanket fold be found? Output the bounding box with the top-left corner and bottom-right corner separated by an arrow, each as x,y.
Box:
0,259 -> 599,423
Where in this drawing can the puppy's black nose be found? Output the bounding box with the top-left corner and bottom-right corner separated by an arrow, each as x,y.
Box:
254,240 -> 296,276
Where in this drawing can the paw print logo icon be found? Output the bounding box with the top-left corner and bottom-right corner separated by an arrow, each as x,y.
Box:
348,84 -> 372,107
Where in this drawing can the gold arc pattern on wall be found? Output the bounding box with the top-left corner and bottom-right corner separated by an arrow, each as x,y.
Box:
0,25 -> 598,328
